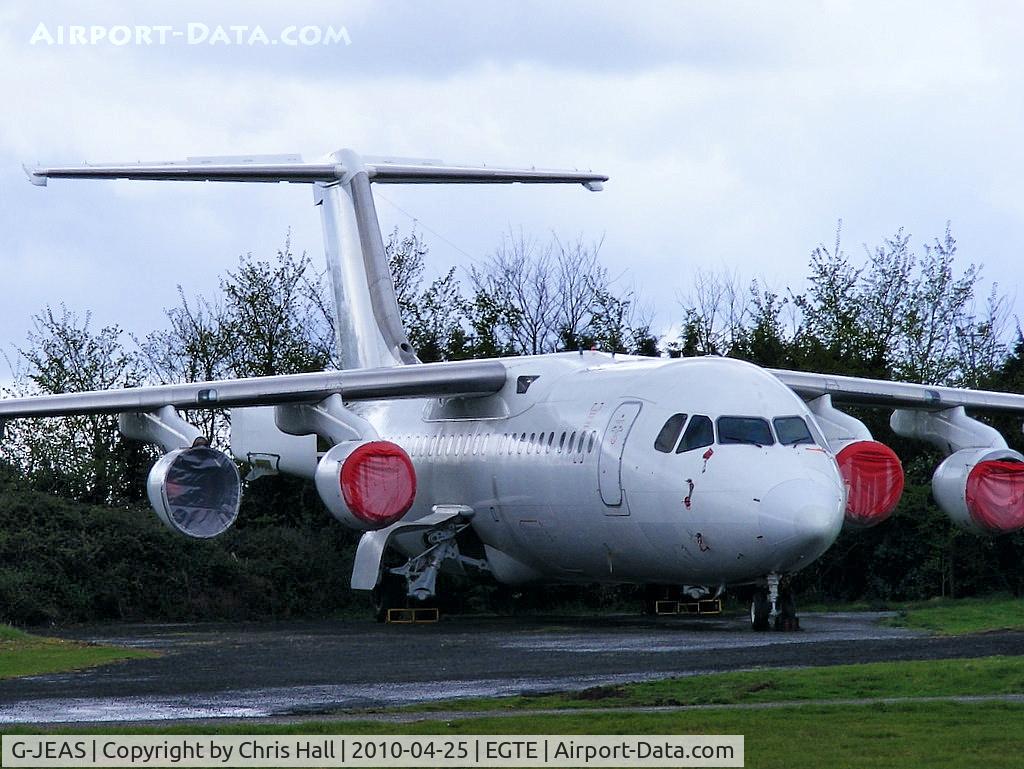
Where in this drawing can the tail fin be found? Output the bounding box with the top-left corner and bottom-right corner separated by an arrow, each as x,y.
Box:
26,149 -> 607,369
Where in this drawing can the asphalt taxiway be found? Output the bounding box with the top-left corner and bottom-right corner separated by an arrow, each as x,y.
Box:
2,612 -> 1022,724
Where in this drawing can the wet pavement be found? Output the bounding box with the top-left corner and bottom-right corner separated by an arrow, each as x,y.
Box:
2,612 -> 1022,724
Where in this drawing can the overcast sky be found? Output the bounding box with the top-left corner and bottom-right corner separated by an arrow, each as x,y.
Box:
2,1 -> 1023,368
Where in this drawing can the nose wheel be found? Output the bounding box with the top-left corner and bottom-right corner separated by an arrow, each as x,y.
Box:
750,573 -> 800,631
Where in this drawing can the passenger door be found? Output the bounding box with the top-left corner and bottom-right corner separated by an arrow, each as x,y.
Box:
598,401 -> 643,511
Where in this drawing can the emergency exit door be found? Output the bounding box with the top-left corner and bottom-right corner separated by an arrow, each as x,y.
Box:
598,401 -> 642,510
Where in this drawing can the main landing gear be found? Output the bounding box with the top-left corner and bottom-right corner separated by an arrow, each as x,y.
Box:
366,507 -> 489,624
750,572 -> 799,631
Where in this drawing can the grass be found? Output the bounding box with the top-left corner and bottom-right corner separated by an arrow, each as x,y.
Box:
0,623 -> 156,679
879,595 -> 1024,635
385,655 -> 1024,714
5,702 -> 1023,769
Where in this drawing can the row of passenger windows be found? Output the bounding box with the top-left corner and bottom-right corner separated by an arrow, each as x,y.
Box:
395,429 -> 599,459
654,413 -> 815,453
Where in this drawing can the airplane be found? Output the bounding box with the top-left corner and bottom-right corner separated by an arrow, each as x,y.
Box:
4,148 -> 1024,631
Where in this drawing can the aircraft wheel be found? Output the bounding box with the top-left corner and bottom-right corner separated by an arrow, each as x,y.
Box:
372,573 -> 406,623
750,589 -> 770,631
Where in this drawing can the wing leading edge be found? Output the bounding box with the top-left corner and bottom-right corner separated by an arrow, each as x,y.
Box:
0,360 -> 508,419
773,368 -> 1024,414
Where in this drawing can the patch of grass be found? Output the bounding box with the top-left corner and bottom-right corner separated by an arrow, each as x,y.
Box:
880,595 -> 1024,635
0,624 -> 156,679
0,624 -> 29,641
8,702 -> 1024,769
390,655 -> 1024,713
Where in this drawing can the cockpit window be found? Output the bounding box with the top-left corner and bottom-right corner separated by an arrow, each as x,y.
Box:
654,413 -> 687,453
677,414 -> 714,452
717,416 -> 774,447
774,416 -> 816,446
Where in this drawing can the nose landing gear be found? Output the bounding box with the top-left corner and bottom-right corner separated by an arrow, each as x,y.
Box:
750,572 -> 800,631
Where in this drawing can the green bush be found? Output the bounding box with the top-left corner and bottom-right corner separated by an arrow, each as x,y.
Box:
0,467 -> 365,626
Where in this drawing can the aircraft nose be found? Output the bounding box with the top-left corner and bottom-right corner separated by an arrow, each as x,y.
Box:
759,476 -> 845,562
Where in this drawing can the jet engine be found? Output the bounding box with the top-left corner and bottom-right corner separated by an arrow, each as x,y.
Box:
314,440 -> 417,530
806,395 -> 904,527
932,448 -> 1024,535
147,446 -> 242,538
834,440 -> 905,527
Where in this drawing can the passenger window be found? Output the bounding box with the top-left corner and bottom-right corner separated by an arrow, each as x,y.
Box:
717,416 -> 774,447
654,413 -> 687,453
577,432 -> 586,453
587,431 -> 596,453
774,416 -> 816,446
559,432 -> 566,453
568,431 -> 576,455
677,415 -> 714,452
547,432 -> 555,453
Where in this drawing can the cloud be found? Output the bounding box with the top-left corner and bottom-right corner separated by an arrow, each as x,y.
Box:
2,0 -> 1023,354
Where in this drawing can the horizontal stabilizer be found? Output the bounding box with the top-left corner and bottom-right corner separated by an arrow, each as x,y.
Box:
25,151 -> 607,190
24,156 -> 334,186
365,157 -> 606,189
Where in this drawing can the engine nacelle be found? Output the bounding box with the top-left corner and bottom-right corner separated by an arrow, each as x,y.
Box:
147,446 -> 241,538
834,440 -> 905,527
932,447 -> 1024,535
314,440 -> 416,530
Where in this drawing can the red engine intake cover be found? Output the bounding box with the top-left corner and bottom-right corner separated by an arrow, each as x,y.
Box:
965,460 -> 1024,534
836,440 -> 904,527
339,441 -> 416,527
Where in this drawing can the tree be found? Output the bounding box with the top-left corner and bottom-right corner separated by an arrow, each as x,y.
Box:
138,289 -> 233,444
790,222 -> 875,375
385,227 -> 470,362
894,225 -> 980,384
1,306 -> 151,505
469,229 -> 654,357
671,268 -> 746,357
219,235 -> 335,377
470,230 -> 560,356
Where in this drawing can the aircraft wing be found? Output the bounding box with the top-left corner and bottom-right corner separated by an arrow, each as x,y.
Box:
0,360 -> 507,419
772,369 -> 1024,414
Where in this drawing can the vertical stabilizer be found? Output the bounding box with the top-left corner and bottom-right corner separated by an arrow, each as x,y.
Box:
317,149 -> 418,369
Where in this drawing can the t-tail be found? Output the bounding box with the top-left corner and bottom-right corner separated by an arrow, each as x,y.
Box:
25,149 -> 607,370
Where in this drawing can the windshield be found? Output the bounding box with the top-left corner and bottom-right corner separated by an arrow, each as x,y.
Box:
717,416 -> 774,447
677,414 -> 714,452
774,416 -> 816,446
654,413 -> 687,453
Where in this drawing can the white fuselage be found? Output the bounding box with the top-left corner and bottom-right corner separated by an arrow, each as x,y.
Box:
356,352 -> 847,588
